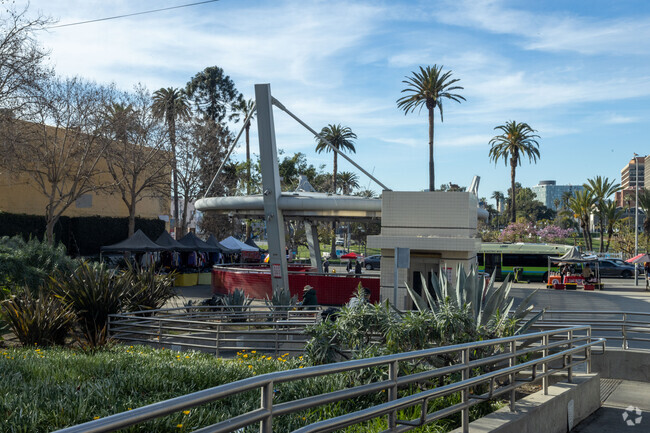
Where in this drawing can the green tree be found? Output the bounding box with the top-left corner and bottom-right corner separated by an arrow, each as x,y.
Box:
397,65 -> 465,192
566,189 -> 596,251
584,176 -> 621,252
315,124 -> 357,257
488,121 -> 540,223
152,87 -> 191,237
491,191 -> 504,228
603,201 -> 624,252
232,98 -> 257,239
337,171 -> 360,195
185,66 -> 241,123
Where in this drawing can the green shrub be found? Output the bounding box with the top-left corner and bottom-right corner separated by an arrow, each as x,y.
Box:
49,262 -> 132,348
124,265 -> 176,312
0,235 -> 77,294
0,289 -> 74,346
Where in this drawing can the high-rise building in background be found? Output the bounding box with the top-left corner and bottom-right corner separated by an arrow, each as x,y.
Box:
616,157 -> 646,207
531,180 -> 584,210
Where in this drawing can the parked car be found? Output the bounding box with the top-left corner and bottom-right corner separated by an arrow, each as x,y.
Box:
597,259 -> 635,278
363,255 -> 381,270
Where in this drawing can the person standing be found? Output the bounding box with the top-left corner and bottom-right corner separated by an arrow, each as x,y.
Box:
323,258 -> 329,273
644,262 -> 650,291
354,260 -> 362,275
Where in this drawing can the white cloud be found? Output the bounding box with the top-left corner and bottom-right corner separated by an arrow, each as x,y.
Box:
605,114 -> 639,124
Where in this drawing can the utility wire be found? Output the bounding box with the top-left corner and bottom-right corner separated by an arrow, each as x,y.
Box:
46,0 -> 220,29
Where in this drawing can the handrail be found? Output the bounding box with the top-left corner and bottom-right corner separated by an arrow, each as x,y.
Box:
53,326 -> 604,433
531,310 -> 650,350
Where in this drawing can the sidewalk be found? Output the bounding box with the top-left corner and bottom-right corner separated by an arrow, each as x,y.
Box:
572,380 -> 650,431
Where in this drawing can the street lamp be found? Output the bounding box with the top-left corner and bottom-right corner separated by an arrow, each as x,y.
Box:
635,153 -> 639,286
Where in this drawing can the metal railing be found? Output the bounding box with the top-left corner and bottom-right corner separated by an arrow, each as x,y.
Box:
108,305 -> 320,357
532,310 -> 650,350
54,326 -> 604,433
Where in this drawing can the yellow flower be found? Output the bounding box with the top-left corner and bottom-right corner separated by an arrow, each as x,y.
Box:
283,353 -> 289,357
93,416 -> 100,420
243,354 -> 248,358
251,350 -> 256,354
177,424 -> 183,428
267,356 -> 272,360
184,356 -> 189,359
248,365 -> 253,369
182,410 -> 190,415
298,356 -> 303,359
128,408 -> 132,410
299,366 -> 304,368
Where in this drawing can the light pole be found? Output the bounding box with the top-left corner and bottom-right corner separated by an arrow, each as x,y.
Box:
635,153 -> 639,286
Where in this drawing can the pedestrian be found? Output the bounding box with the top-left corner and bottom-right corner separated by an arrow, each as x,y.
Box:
644,262 -> 650,291
354,260 -> 362,275
346,260 -> 353,273
323,258 -> 329,273
302,285 -> 318,308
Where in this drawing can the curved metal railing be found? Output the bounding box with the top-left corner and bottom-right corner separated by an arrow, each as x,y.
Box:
54,326 -> 604,433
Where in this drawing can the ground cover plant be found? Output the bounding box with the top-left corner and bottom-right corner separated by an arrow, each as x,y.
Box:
0,345 -> 502,432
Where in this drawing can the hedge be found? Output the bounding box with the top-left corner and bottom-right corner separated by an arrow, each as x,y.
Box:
0,212 -> 165,256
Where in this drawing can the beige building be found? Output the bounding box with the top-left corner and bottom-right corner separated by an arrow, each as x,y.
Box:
368,191 -> 481,309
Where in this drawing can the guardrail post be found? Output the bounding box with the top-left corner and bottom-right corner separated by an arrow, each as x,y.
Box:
157,319 -> 162,348
388,360 -> 398,429
215,323 -> 220,358
461,348 -> 469,433
622,312 -> 628,349
586,327 -> 592,374
543,334 -> 549,395
260,382 -> 273,433
568,329 -> 573,383
509,339 -> 516,412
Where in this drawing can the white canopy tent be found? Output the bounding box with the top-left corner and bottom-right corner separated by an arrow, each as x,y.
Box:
220,236 -> 259,252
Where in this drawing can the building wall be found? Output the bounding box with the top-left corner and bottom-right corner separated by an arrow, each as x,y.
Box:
621,157 -> 645,190
530,181 -> 584,210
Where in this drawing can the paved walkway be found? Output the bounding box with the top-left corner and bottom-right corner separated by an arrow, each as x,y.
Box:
572,379 -> 650,431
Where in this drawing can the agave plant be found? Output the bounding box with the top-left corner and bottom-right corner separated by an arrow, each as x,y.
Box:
49,261 -> 132,348
0,288 -> 75,346
264,288 -> 298,319
405,264 -> 542,335
124,264 -> 177,312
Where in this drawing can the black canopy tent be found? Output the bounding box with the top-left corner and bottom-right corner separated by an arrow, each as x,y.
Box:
155,230 -> 194,252
177,232 -> 221,252
100,229 -> 164,254
245,237 -> 264,252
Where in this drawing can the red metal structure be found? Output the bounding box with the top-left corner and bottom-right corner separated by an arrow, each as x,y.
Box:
212,265 -> 380,306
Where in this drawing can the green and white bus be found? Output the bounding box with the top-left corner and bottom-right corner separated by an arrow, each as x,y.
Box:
478,243 -> 573,282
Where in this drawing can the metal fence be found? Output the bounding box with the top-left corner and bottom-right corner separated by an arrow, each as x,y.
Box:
54,326 -> 604,433
532,310 -> 650,350
108,305 -> 320,357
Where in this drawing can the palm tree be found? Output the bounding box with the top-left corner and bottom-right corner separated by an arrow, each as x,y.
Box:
488,121 -> 540,223
566,189 -> 596,251
491,191 -> 503,228
232,98 -> 256,239
397,65 -> 465,192
152,87 -> 191,237
337,171 -> 360,195
584,176 -> 621,252
603,201 -> 624,252
104,102 -> 135,144
315,124 -> 357,257
561,190 -> 573,209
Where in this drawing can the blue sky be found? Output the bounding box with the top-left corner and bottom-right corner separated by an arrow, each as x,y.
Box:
26,0 -> 650,199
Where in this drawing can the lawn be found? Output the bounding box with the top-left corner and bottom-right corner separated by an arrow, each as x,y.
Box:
0,345 -> 497,432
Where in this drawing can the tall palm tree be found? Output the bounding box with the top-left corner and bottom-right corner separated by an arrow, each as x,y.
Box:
397,65 -> 465,191
337,171 -> 360,195
232,98 -> 256,239
104,102 -> 135,144
584,176 -> 621,252
152,87 -> 191,237
638,189 -> 650,235
490,190 -> 504,229
315,124 -> 357,257
566,189 -> 596,251
488,121 -> 540,223
603,201 -> 624,252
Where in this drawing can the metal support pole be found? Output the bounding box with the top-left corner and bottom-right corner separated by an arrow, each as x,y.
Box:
461,348 -> 470,433
623,312 -> 628,349
568,329 -> 573,383
635,154 -> 639,286
255,84 -> 289,295
260,382 -> 273,433
543,334 -> 549,395
587,327 -> 592,374
388,360 -> 398,429
304,221 -> 323,272
509,340 -> 516,412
